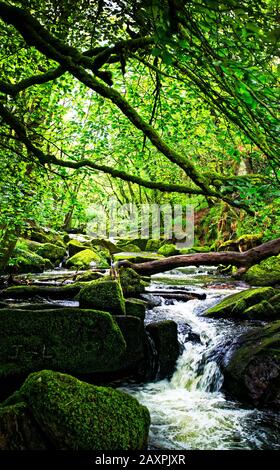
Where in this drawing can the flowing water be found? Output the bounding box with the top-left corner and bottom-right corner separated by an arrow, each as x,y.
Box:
121,267 -> 280,450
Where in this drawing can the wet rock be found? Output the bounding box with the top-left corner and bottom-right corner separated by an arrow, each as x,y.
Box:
0,307 -> 126,390
223,321 -> 280,409
114,316 -> 149,377
125,298 -> 146,320
79,278 -> 126,315
2,370 -> 150,450
146,320 -> 180,379
204,287 -> 276,319
0,402 -> 48,450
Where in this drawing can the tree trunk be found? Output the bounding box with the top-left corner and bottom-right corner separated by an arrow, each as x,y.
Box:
116,237 -> 280,276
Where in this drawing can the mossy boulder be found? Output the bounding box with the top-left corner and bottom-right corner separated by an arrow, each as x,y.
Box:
0,402 -> 48,450
125,298 -> 147,321
119,267 -> 149,297
242,293 -> 280,320
91,238 -> 119,254
204,287 -> 276,319
0,308 -> 126,382
33,243 -> 66,264
29,228 -> 65,247
79,278 -> 126,315
116,238 -> 147,251
146,321 -> 180,379
244,255 -> 280,286
68,239 -> 91,257
3,370 -> 150,450
120,244 -> 141,253
0,282 -> 85,300
158,243 -> 179,257
7,248 -> 52,274
145,239 -> 163,252
223,321 -> 280,409
66,249 -> 109,269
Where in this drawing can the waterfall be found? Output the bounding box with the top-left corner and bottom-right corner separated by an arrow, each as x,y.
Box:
121,268 -> 280,450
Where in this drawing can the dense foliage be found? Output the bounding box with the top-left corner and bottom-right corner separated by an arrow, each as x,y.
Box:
0,0 -> 279,264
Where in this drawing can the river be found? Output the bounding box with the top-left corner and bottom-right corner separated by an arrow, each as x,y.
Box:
121,266 -> 280,450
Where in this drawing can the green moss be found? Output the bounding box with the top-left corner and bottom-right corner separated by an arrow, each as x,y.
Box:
66,249 -> 109,269
75,271 -> 104,282
68,239 -> 90,257
145,239 -> 163,252
125,298 -> 146,320
12,370 -> 150,450
79,278 -> 126,314
244,255 -> 280,286
91,238 -> 119,254
0,282 -> 85,299
158,244 -> 179,257
204,287 -> 276,319
35,243 -> 66,263
114,252 -> 163,263
120,244 -> 141,253
7,248 -> 51,274
0,308 -> 126,378
119,267 -> 149,297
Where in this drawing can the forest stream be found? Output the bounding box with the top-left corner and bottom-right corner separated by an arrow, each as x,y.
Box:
120,266 -> 280,450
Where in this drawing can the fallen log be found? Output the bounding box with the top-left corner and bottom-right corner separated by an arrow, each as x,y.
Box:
116,237 -> 280,276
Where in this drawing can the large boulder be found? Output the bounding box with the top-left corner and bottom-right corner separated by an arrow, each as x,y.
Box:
244,255 -> 280,286
204,287 -> 277,319
79,278 -> 126,315
7,248 -> 52,274
1,370 -> 150,450
66,249 -> 109,269
33,243 -> 66,264
146,320 -> 180,379
125,298 -> 146,320
223,321 -> 280,409
0,308 -> 126,387
0,402 -> 48,450
145,239 -> 163,252
119,267 -> 149,297
67,239 -> 91,257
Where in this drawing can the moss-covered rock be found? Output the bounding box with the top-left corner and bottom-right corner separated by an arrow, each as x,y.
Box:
114,251 -> 163,263
0,282 -> 84,300
244,255 -> 280,286
158,243 -> 180,257
7,248 -> 52,274
125,298 -> 146,320
116,238 -> 148,251
68,239 -> 91,257
66,249 -> 109,269
5,370 -> 150,450
204,287 -> 276,319
0,308 -> 126,380
0,402 -> 48,450
91,238 -> 119,254
119,267 -> 149,297
34,243 -> 66,264
145,239 -> 163,252
79,278 -> 125,315
223,321 -> 280,409
29,228 -> 65,247
146,321 -> 180,379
